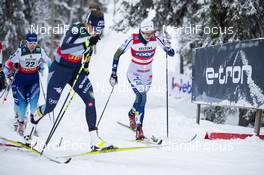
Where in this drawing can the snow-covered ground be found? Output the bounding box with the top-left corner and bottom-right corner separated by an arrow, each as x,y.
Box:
1,11 -> 264,175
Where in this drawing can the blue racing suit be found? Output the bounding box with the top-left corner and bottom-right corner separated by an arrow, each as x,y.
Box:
38,22 -> 98,131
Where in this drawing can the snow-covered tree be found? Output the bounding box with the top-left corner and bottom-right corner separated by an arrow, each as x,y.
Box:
112,0 -> 152,32
0,0 -> 106,59
200,0 -> 264,125
0,0 -> 29,57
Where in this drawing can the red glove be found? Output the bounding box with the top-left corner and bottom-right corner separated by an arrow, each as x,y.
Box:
5,60 -> 14,70
5,60 -> 20,78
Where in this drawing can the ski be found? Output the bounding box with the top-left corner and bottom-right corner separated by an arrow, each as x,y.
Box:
59,136 -> 198,159
129,137 -> 161,145
0,140 -> 39,149
57,134 -> 198,159
0,136 -> 71,164
59,144 -> 161,159
117,121 -> 163,145
117,121 -> 197,144
0,142 -> 21,148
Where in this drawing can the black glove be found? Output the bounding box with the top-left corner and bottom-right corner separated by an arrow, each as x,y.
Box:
109,72 -> 118,87
165,47 -> 175,57
89,35 -> 100,46
13,63 -> 20,70
0,71 -> 6,91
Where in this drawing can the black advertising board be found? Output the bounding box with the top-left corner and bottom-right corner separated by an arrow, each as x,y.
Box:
192,38 -> 264,109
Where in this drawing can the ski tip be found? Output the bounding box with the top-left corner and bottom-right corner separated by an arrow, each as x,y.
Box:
158,140 -> 163,145
190,134 -> 198,142
64,157 -> 72,164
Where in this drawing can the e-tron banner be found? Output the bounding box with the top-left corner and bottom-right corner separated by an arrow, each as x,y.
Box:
192,38 -> 264,109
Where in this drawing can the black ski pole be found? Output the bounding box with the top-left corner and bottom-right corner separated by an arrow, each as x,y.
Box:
40,49 -> 93,155
40,66 -> 83,155
166,53 -> 169,138
2,77 -> 15,104
2,69 -> 18,103
0,86 -> 7,99
96,86 -> 114,128
40,78 -> 63,146
2,84 -> 10,103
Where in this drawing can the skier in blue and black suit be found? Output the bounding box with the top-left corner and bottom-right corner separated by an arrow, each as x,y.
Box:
25,4 -> 112,151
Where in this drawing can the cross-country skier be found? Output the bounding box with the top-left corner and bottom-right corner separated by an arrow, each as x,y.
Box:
3,33 -> 52,136
0,41 -> 6,92
109,20 -> 175,140
25,6 -> 111,151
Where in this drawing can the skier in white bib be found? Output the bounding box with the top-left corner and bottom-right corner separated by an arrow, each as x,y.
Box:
109,20 -> 175,140
3,33 -> 51,136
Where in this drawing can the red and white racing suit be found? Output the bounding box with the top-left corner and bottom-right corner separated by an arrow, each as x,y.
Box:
112,33 -> 170,125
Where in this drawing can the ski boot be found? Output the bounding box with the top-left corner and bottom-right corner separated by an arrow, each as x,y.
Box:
23,112 -> 42,144
90,130 -> 113,151
32,107 -> 44,124
17,119 -> 26,136
30,113 -> 39,137
128,109 -> 137,130
136,124 -> 145,140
